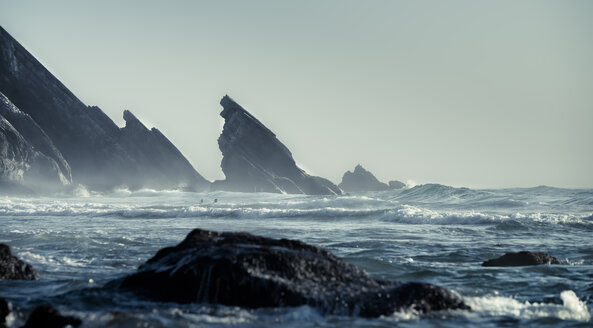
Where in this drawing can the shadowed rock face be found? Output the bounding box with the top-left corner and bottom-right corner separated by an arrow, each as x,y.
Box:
339,165 -> 389,192
119,110 -> 209,190
0,244 -> 39,280
212,96 -> 341,195
0,107 -> 68,193
0,26 -> 209,191
0,92 -> 71,184
482,251 -> 561,267
118,229 -> 468,317
22,305 -> 82,328
0,297 -> 8,328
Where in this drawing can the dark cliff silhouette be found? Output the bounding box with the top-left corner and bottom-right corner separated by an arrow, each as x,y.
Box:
0,26 -> 209,192
212,95 -> 341,195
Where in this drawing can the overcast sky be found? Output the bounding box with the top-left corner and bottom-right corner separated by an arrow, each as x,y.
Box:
1,0 -> 592,188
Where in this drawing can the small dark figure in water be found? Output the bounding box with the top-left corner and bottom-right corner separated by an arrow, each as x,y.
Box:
213,198 -> 218,203
200,199 -> 203,204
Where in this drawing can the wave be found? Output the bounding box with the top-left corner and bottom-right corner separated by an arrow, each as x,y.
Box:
464,290 -> 590,322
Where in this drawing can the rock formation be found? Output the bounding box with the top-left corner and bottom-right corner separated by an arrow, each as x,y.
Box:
0,26 -> 209,192
388,180 -> 406,190
22,305 -> 82,328
0,297 -> 8,328
212,96 -> 341,195
118,229 -> 468,317
0,96 -> 70,194
482,251 -> 561,267
339,165 -> 389,192
0,243 -> 39,280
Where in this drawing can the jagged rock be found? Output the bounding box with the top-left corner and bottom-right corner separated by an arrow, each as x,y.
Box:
118,229 -> 468,317
0,244 -> 39,280
0,92 -> 71,184
482,251 -> 561,267
119,110 -> 209,190
339,165 -> 389,192
212,96 -> 341,195
22,305 -> 81,328
0,108 -> 68,193
0,297 -> 8,328
0,26 -> 209,191
388,180 -> 406,190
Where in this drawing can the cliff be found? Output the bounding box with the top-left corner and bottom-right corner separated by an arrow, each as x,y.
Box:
0,26 -> 209,191
0,98 -> 69,194
212,96 -> 341,195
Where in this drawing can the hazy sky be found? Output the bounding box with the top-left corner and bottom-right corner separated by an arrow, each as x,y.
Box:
1,0 -> 592,188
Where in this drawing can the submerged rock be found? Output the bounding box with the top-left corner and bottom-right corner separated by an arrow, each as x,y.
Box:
0,244 -> 38,280
388,180 -> 406,190
482,251 -> 561,267
0,297 -> 8,328
118,229 -> 468,317
22,305 -> 81,328
212,95 -> 341,195
339,165 -> 389,192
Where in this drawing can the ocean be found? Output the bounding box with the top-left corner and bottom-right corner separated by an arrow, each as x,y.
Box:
0,184 -> 591,327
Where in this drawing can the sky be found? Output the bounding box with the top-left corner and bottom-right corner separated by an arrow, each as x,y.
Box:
1,0 -> 592,188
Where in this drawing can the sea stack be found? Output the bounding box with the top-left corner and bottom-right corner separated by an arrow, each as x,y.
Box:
212,95 -> 341,195
0,26 -> 209,192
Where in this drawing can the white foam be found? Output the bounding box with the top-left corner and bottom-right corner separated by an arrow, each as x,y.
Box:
465,290 -> 590,322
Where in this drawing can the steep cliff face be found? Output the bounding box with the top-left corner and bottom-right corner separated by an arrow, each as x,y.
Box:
0,92 -> 71,183
120,110 -> 209,190
0,110 -> 68,194
0,26 -> 209,191
212,95 -> 341,195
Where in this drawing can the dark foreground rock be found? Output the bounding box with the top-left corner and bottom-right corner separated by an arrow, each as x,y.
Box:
119,229 -> 468,317
22,305 -> 81,328
0,297 -> 8,328
482,251 -> 561,267
0,244 -> 38,280
212,96 -> 341,195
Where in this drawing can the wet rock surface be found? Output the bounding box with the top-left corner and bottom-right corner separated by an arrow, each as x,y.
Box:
22,305 -> 81,328
0,244 -> 38,280
482,251 -> 561,267
118,229 -> 468,317
212,95 -> 341,195
0,297 -> 8,328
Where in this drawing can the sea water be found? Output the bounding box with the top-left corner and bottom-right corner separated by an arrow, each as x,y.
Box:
0,184 -> 591,327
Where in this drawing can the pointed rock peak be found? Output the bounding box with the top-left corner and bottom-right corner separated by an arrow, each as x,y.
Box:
220,95 -> 248,119
123,110 -> 147,130
354,164 -> 366,173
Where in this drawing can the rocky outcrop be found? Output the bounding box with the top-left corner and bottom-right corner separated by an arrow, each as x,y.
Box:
339,165 -> 389,192
22,305 -> 81,328
0,105 -> 69,193
0,244 -> 39,280
212,96 -> 341,195
0,26 -> 209,192
482,251 -> 561,267
388,180 -> 406,190
118,229 -> 468,317
0,297 -> 8,328
0,92 -> 71,184
119,110 -> 209,190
